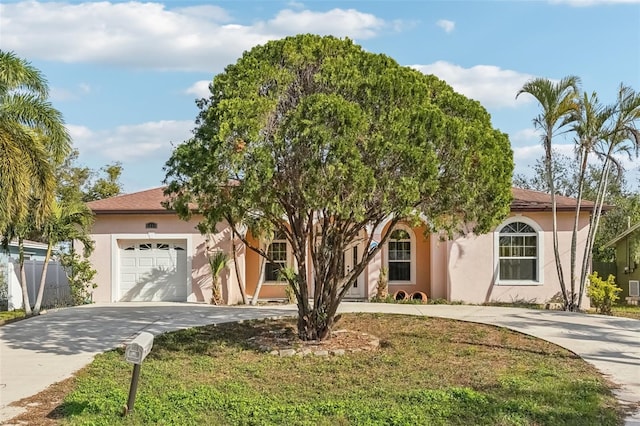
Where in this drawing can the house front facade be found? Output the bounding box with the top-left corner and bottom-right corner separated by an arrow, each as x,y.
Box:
86,187 -> 594,306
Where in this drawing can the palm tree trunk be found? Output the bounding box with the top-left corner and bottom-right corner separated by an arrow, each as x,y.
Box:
546,137 -> 569,310
570,149 -> 588,310
33,243 -> 53,314
578,158 -> 612,308
17,237 -> 32,315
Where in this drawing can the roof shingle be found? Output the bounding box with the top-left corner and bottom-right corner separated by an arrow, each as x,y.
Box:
86,186 -> 605,214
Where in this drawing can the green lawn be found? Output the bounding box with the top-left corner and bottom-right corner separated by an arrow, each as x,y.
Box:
611,304 -> 640,320
0,309 -> 25,324
55,313 -> 624,426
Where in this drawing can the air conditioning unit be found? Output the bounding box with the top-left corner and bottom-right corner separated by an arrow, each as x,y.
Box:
630,280 -> 640,297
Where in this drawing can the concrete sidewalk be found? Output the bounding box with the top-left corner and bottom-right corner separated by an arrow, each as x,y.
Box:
1,302 -> 638,424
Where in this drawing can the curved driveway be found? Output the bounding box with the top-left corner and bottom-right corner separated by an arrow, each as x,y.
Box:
1,302 -> 639,424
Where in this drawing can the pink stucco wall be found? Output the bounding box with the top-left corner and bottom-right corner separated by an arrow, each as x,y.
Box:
88,210 -> 592,306
89,214 -> 241,303
447,211 -> 591,305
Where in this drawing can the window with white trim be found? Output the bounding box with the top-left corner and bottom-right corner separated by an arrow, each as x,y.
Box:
265,232 -> 287,282
496,219 -> 543,284
387,228 -> 413,282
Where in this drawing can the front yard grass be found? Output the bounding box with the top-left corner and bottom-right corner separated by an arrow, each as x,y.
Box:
0,309 -> 25,324
611,303 -> 640,320
48,314 -> 623,425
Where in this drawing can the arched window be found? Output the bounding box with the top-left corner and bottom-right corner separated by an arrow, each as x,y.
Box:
386,226 -> 415,283
145,222 -> 158,229
265,232 -> 288,282
496,219 -> 543,284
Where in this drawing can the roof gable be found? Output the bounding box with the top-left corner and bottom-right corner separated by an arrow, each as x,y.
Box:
511,187 -> 600,212
86,187 -> 172,214
603,222 -> 640,248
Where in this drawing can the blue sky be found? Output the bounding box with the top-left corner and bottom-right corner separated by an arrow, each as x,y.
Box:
1,0 -> 639,192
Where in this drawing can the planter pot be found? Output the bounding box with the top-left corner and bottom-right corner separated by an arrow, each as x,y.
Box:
410,291 -> 428,303
393,290 -> 409,301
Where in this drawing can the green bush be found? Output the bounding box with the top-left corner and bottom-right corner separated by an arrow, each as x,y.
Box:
60,248 -> 97,305
587,272 -> 622,315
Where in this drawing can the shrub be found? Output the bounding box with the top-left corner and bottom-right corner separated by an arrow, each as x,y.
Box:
587,272 -> 622,315
60,249 -> 97,305
375,267 -> 389,300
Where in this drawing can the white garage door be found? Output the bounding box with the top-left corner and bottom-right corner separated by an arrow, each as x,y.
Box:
119,240 -> 188,302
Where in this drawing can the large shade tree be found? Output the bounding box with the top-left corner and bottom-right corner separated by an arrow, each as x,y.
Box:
165,35 -> 513,340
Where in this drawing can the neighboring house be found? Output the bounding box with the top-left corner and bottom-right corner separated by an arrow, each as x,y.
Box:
1,240 -> 70,310
1,239 -> 50,262
86,187 -> 597,305
604,222 -> 640,301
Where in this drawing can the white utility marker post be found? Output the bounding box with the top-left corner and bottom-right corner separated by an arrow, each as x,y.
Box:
123,331 -> 154,415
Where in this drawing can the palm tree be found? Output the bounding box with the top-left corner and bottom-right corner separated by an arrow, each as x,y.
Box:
517,76 -> 581,310
32,199 -> 94,314
208,251 -> 229,305
568,92 -> 612,309
0,50 -> 71,234
577,84 -> 640,306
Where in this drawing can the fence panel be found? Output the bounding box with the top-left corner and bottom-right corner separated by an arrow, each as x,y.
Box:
592,261 -> 618,280
3,259 -> 71,310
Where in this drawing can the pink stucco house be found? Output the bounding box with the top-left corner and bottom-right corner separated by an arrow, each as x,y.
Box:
86,187 -> 595,305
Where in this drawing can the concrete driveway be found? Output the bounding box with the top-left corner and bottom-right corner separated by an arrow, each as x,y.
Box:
0,302 -> 296,421
1,302 -> 639,424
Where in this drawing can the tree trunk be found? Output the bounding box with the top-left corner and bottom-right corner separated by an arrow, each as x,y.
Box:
18,238 -> 32,316
296,303 -> 336,341
211,276 -> 223,305
33,243 -> 53,314
569,149 -> 588,311
250,256 -> 266,306
545,135 -> 569,310
231,238 -> 247,304
578,159 -> 612,308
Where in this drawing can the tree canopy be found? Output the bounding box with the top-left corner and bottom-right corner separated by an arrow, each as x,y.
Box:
165,34 -> 513,339
0,50 -> 71,234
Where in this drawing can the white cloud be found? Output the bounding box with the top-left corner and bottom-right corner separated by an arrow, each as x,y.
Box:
511,128 -> 540,144
267,8 -> 384,39
0,2 -> 388,72
50,83 -> 92,101
436,19 -> 455,33
550,0 -> 640,6
185,80 -> 211,98
411,61 -> 536,108
68,120 -> 193,162
512,143 -> 576,161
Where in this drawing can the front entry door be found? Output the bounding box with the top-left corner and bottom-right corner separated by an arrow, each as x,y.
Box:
343,244 -> 365,298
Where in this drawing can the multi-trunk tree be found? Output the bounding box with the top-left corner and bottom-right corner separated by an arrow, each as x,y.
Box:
165,35 -> 513,340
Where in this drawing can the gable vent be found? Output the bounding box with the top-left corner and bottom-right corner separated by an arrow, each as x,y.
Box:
145,222 -> 158,230
630,281 -> 640,297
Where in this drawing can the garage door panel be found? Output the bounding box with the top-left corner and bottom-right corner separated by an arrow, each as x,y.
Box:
121,258 -> 136,267
138,257 -> 155,267
118,240 -> 188,302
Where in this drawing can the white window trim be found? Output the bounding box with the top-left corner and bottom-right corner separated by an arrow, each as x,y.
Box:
262,238 -> 294,286
494,216 -> 544,286
384,224 -> 417,285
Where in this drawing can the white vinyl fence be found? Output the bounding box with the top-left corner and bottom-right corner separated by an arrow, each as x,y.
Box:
0,258 -> 70,311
